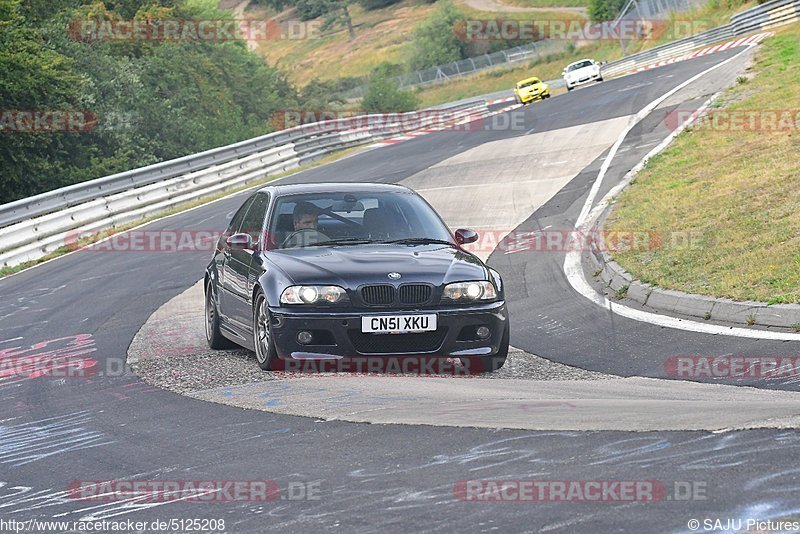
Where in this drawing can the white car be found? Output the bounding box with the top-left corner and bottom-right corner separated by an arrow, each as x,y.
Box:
563,59 -> 604,91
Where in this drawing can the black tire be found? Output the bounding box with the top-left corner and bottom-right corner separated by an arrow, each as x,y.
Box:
253,291 -> 280,371
205,281 -> 237,350
461,323 -> 509,374
567,85 -> 573,92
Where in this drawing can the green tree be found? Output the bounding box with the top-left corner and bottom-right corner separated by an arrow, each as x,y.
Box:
320,0 -> 356,40
0,0 -> 91,200
409,1 -> 467,70
589,0 -> 626,22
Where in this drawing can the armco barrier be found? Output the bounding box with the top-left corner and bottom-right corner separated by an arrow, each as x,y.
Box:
0,100 -> 480,229
601,0 -> 798,78
0,102 -> 488,267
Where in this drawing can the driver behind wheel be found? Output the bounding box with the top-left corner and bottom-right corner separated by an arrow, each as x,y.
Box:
293,201 -> 320,231
282,201 -> 329,248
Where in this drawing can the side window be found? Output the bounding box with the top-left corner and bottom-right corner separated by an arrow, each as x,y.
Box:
240,193 -> 270,244
227,196 -> 255,235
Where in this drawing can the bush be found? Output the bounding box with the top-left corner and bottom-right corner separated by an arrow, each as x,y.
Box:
362,74 -> 419,112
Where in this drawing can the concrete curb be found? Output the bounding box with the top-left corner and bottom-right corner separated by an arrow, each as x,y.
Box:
587,165 -> 800,331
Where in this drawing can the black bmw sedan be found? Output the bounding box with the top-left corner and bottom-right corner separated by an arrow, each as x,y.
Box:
204,183 -> 509,373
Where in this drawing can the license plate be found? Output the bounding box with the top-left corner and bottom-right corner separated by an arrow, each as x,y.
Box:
361,314 -> 437,334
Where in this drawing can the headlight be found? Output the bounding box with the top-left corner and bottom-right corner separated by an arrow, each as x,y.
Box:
280,285 -> 348,305
441,281 -> 498,302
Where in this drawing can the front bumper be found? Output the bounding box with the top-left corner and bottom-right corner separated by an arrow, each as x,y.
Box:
566,72 -> 602,89
519,88 -> 549,103
268,301 -> 508,360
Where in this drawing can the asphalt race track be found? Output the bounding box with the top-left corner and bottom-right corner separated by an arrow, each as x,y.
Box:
2,45 -> 800,532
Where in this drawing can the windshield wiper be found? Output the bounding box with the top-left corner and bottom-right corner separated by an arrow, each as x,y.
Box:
309,238 -> 378,247
382,238 -> 453,246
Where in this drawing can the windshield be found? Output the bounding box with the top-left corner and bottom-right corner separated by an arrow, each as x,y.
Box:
517,78 -> 540,88
567,60 -> 594,72
268,190 -> 454,249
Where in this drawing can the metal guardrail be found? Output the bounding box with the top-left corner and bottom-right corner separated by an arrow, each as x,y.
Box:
599,24 -> 734,77
0,101 -> 490,268
601,0 -> 799,77
0,100 -> 480,229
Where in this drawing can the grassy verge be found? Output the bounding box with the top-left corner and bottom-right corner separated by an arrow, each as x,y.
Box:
605,22 -> 800,304
0,146 -> 363,280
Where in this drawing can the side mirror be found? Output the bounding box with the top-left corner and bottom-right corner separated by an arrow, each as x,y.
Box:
562,70 -> 567,76
226,232 -> 254,251
455,228 -> 479,245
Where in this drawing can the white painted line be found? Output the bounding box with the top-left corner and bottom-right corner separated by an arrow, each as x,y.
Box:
564,44 -> 800,341
634,141 -> 661,149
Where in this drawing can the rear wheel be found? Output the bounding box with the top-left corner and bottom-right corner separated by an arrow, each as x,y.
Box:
205,281 -> 236,349
461,323 -> 509,374
253,292 -> 279,371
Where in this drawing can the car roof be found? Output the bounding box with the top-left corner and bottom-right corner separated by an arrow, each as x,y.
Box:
257,182 -> 414,197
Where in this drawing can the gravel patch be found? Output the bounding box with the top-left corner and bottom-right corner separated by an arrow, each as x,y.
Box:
131,346 -> 612,395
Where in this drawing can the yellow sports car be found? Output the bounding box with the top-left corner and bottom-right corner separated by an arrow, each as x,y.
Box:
514,76 -> 550,104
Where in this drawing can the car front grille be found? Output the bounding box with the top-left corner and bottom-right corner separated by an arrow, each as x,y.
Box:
360,284 -> 433,306
348,329 -> 448,354
398,284 -> 432,305
361,285 -> 395,305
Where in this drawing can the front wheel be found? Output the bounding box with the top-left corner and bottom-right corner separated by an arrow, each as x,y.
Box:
461,323 -> 509,374
205,282 -> 236,349
253,292 -> 279,371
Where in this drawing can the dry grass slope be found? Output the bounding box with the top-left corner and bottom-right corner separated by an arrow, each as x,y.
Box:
606,22 -> 800,304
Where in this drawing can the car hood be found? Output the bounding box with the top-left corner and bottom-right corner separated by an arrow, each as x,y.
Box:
265,244 -> 488,287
